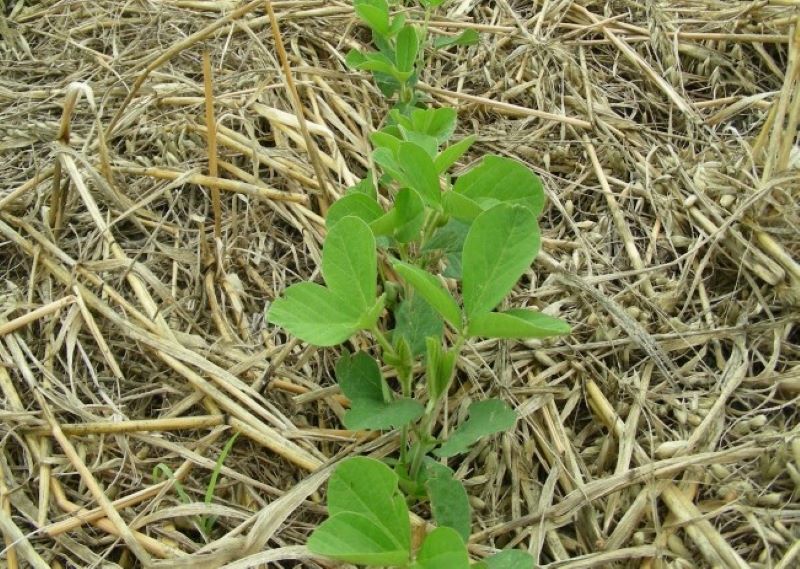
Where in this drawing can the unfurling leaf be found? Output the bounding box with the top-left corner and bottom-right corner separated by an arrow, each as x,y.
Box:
435,399 -> 517,457
425,338 -> 456,401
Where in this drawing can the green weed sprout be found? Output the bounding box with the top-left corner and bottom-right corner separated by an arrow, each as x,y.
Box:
266,1 -> 569,567
153,432 -> 239,539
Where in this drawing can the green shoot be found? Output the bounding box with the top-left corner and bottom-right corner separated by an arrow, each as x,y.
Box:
153,432 -> 240,538
265,1 -> 568,566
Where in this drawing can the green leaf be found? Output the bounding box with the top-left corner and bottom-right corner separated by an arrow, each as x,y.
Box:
467,309 -> 570,339
392,187 -> 426,242
371,130 -> 403,155
326,457 -> 411,543
373,147 -> 404,181
375,71 -> 402,97
425,338 -> 456,401
309,457 -> 412,564
454,155 -> 545,217
411,107 -> 457,144
434,29 -> 480,49
435,135 -> 476,173
474,549 -> 535,569
395,25 -> 419,72
336,351 -> 387,403
392,261 -> 462,328
398,142 -> 442,207
345,48 -> 368,69
423,218 -> 469,254
354,0 -> 390,36
345,398 -> 424,431
462,204 -> 540,318
269,216 -> 379,346
388,12 -> 406,37
442,191 -> 483,222
393,295 -> 443,357
369,188 -> 425,242
425,462 -> 471,541
381,124 -> 404,139
398,126 -> 439,157
360,293 -> 387,329
423,218 -> 470,279
386,334 -> 414,391
326,194 -> 384,229
357,53 -> 412,82
323,216 -> 377,311
411,527 -> 470,569
419,0 -> 446,8
388,108 -> 413,129
435,399 -> 517,457
443,255 -> 462,280
308,512 -> 409,565
268,283 -> 363,346
346,175 -> 377,200
337,352 -> 423,430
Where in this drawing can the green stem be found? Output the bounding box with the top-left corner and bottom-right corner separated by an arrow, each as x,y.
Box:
416,210 -> 441,263
372,326 -> 394,356
420,6 -> 432,75
400,424 -> 409,464
408,332 -> 466,479
408,400 -> 436,478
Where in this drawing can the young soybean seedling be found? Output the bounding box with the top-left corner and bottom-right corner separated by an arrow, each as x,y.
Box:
347,0 -> 422,109
348,0 -> 479,112
268,105 -> 569,568
307,457 -> 534,568
268,3 -> 566,567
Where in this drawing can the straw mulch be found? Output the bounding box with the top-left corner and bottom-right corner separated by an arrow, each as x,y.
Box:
1,0 -> 799,567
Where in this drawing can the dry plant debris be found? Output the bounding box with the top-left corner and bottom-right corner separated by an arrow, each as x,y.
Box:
0,0 -> 799,568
